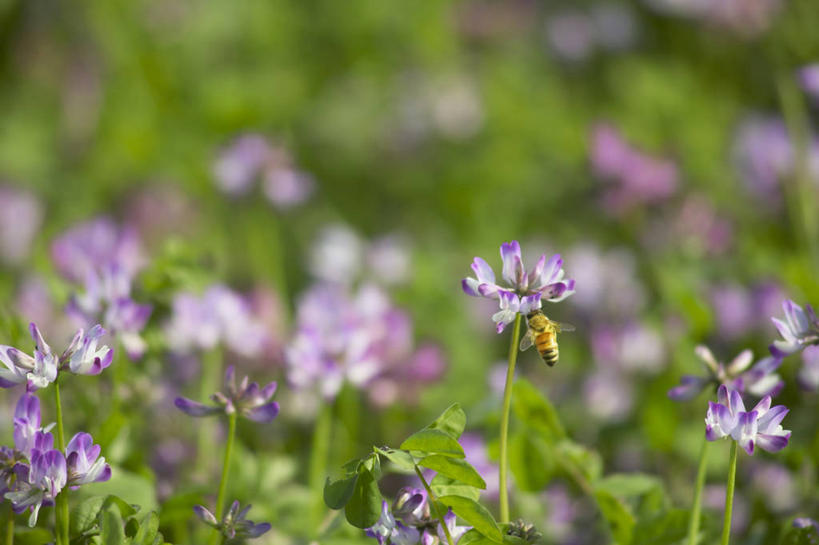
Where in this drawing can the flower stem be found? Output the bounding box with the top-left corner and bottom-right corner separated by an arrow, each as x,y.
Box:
215,412 -> 237,521
53,382 -> 69,545
499,313 -> 523,523
309,401 -> 333,529
4,502 -> 13,545
687,438 -> 710,545
197,348 -> 222,476
720,441 -> 738,545
414,465 -> 455,545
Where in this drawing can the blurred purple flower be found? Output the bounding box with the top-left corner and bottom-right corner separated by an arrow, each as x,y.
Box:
566,245 -> 644,318
51,217 -> 144,284
799,65 -> 819,100
798,345 -> 819,391
705,385 -> 790,455
592,322 -> 665,374
0,186 -> 42,265
213,134 -> 314,209
583,369 -> 633,422
646,0 -> 781,35
194,500 -> 271,540
668,346 -> 782,401
590,124 -> 678,215
751,462 -> 796,512
165,285 -> 270,358
175,365 -> 279,423
710,281 -> 786,340
794,518 -> 819,531
462,241 -> 575,332
545,11 -> 595,62
460,433 -> 499,499
770,299 -> 819,357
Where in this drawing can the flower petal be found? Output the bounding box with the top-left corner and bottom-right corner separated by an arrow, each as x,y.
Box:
174,397 -> 221,417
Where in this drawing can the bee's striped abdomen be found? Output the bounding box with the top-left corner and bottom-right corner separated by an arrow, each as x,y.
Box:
535,333 -> 559,367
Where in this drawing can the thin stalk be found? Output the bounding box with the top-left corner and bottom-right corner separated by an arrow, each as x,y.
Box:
53,382 -> 69,545
498,313 -> 523,523
4,502 -> 13,545
197,348 -> 223,476
687,439 -> 711,545
720,441 -> 739,545
414,466 -> 455,545
776,73 -> 819,270
215,412 -> 237,520
309,401 -> 333,528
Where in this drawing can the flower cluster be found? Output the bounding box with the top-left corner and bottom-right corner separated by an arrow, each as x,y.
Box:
668,346 -> 783,401
2,394 -> 110,526
213,133 -> 314,209
462,241 -> 575,333
0,323 -> 113,391
53,218 -> 152,359
769,299 -> 819,357
704,385 -> 790,455
194,500 -> 271,540
589,123 -> 678,215
175,365 -> 280,423
164,284 -> 270,359
285,283 -> 444,403
365,488 -> 470,545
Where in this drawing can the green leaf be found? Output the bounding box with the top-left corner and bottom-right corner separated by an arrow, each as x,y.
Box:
781,525 -> 819,545
344,468 -> 382,529
555,440 -> 602,483
508,433 -> 553,492
375,447 -> 416,471
430,474 -> 481,501
324,474 -> 359,510
631,509 -> 690,545
134,512 -> 160,545
595,473 -> 663,498
511,379 -> 565,440
425,403 -> 467,439
100,504 -> 126,545
101,495 -> 139,519
594,489 -> 635,545
71,495 -> 106,536
437,495 -> 503,543
83,469 -> 156,512
400,429 -> 465,458
419,455 -> 486,489
459,528 -> 497,545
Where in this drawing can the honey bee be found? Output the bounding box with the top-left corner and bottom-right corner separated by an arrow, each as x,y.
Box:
519,310 -> 575,366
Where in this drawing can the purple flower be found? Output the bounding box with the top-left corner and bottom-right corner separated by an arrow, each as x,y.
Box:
194,500 -> 271,539
67,264 -> 152,360
668,346 -> 782,401
175,365 -> 279,423
366,501 -> 397,545
0,185 -> 42,265
770,299 -> 819,357
794,518 -> 819,531
799,65 -> 819,99
165,285 -> 269,358
462,241 -> 575,332
13,394 -> 54,458
460,434 -> 499,499
5,448 -> 66,526
367,493 -> 471,545
798,345 -> 819,391
705,385 -> 790,455
65,432 -> 111,487
51,217 -> 144,284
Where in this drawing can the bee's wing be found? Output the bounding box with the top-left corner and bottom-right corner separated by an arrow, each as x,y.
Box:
549,320 -> 576,333
519,330 -> 534,351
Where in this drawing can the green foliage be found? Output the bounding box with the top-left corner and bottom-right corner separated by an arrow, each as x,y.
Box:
400,429 -> 465,459
345,468 -> 382,529
782,525 -> 819,545
418,455 -> 486,489
436,496 -> 502,543
70,495 -> 168,545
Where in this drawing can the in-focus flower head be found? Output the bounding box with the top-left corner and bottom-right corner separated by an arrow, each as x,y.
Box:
194,500 -> 271,540
769,299 -> 819,357
668,345 -> 782,402
5,448 -> 66,526
704,385 -> 790,455
366,494 -> 471,545
65,432 -> 111,487
175,365 -> 279,423
462,241 -> 575,333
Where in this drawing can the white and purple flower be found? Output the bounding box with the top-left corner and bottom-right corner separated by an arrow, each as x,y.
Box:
175,365 -> 279,423
704,385 -> 790,455
462,241 -> 575,333
769,299 -> 819,357
194,500 -> 271,540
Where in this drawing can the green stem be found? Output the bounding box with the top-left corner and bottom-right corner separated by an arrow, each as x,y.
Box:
720,441 -> 739,545
4,502 -> 13,545
215,412 -> 237,520
776,73 -> 819,269
53,382 -> 69,545
498,313 -> 523,523
414,465 -> 455,545
687,438 -> 711,545
197,348 -> 223,476
309,402 -> 333,529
